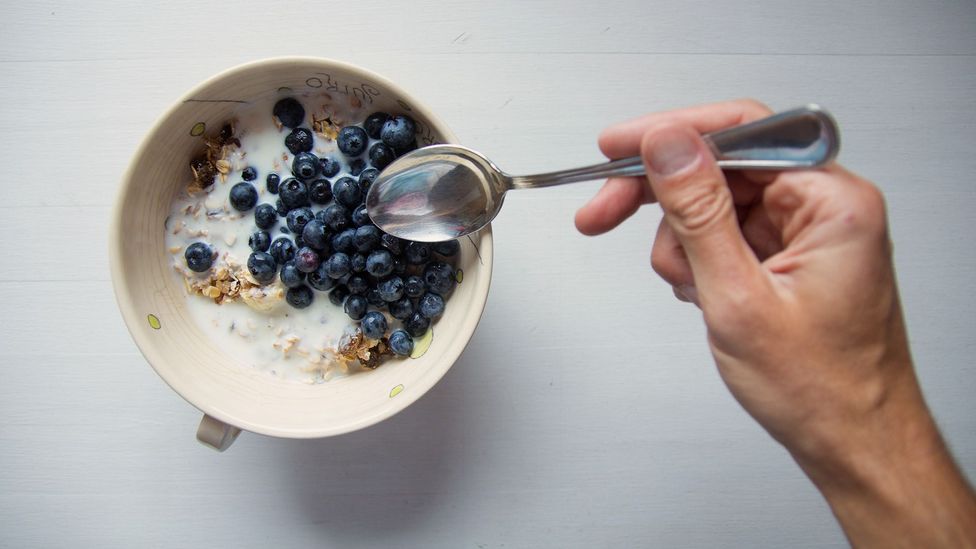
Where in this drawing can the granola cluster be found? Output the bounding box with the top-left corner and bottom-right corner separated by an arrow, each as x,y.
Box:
337,327 -> 392,369
169,249 -> 284,308
311,113 -> 341,141
188,123 -> 241,193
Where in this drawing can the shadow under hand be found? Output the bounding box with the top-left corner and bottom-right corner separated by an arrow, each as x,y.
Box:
279,364 -> 470,543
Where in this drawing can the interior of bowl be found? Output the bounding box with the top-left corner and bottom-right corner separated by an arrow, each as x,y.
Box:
111,58 -> 493,438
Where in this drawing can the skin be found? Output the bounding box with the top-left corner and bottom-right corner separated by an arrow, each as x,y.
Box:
576,99 -> 976,548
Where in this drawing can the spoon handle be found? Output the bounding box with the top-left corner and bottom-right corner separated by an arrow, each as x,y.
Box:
509,105 -> 840,189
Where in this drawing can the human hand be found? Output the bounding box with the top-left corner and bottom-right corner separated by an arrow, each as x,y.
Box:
577,100 -> 976,546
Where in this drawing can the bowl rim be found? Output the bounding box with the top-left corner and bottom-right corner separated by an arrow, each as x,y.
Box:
109,56 -> 493,439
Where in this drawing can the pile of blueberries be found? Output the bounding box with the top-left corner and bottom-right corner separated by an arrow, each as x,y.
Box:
185,97 -> 459,357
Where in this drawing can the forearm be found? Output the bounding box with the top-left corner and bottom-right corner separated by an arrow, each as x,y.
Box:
791,372 -> 976,548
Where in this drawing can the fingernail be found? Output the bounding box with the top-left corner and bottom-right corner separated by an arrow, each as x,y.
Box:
648,129 -> 701,177
676,284 -> 699,304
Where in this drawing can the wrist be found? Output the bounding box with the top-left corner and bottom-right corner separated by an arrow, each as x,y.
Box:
789,365 -> 976,546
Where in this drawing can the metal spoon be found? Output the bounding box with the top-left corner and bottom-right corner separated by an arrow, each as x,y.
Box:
365,104 -> 840,242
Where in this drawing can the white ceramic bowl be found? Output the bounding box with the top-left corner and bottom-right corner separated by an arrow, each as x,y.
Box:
110,57 -> 493,450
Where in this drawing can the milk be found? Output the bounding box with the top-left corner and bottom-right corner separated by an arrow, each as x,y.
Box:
164,94 -> 373,383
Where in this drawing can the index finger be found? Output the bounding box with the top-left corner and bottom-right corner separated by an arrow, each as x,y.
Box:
598,99 -> 774,159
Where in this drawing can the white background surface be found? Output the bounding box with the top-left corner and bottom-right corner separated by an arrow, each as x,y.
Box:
2,1 -> 975,547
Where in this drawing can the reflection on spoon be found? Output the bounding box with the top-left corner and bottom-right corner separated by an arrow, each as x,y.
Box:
366,147 -> 508,242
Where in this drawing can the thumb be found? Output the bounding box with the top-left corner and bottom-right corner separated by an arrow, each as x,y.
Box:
641,123 -> 762,302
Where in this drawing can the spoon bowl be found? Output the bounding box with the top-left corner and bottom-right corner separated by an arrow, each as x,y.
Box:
367,105 -> 840,242
365,145 -> 509,242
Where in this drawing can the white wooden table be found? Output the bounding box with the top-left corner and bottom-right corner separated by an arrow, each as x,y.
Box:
2,1 -> 974,547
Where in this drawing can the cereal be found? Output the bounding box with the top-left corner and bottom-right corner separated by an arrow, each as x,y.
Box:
166,95 -> 458,383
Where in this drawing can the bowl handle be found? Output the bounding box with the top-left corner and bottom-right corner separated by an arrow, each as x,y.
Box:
196,414 -> 241,451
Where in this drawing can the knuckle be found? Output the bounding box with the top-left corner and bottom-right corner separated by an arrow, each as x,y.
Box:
767,167 -> 891,243
855,180 -> 888,230
735,98 -> 774,118
649,246 -> 669,278
596,128 -> 615,156
665,180 -> 734,235
703,283 -> 771,337
764,174 -> 804,211
831,176 -> 889,239
650,246 -> 689,286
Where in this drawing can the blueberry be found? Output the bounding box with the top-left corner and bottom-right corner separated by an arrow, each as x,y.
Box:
247,252 -> 277,284
331,228 -> 356,254
218,123 -> 233,142
346,274 -> 370,295
366,249 -> 394,278
380,233 -> 404,255
286,285 -> 314,309
404,241 -> 431,265
184,242 -> 213,272
249,230 -> 271,252
301,219 -> 329,251
273,97 -> 305,128
389,297 -> 414,320
331,229 -> 356,255
279,226 -> 291,234
279,178 -> 310,210
328,284 -> 350,306
360,311 -> 388,340
418,292 -> 445,318
349,158 -> 366,177
275,199 -> 288,217
404,311 -> 431,337
350,253 -> 367,273
284,127 -> 314,154
432,239 -> 460,257
394,138 -> 418,156
368,142 -> 396,170
286,207 -> 314,234
254,203 -> 277,230
353,225 -> 381,252
364,112 -> 390,139
351,204 -> 371,227
332,177 -> 362,208
424,261 -> 455,295
229,182 -> 258,211
294,235 -> 306,249
269,237 -> 296,264
292,152 -> 320,180
378,276 -> 405,302
358,168 -> 379,195
320,203 -> 350,231
343,295 -> 367,320
380,115 -> 417,151
366,288 -> 386,308
319,156 -> 341,178
393,256 -> 407,275
388,330 -> 414,356
308,262 -> 337,292
266,173 -> 281,194
242,166 -> 257,181
308,178 -> 332,205
279,262 -> 305,288
324,252 -> 351,279
404,275 -> 425,298
293,247 -> 320,273
337,126 -> 368,157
